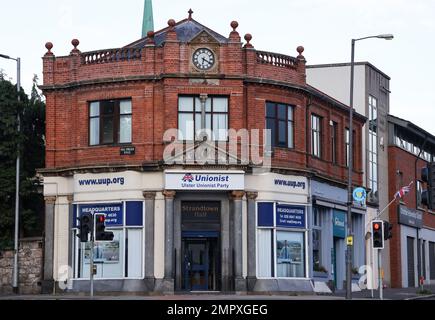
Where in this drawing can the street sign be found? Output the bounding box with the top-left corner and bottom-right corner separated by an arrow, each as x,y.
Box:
353,187 -> 367,203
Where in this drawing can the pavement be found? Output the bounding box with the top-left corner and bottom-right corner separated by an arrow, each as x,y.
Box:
0,286 -> 434,300
333,284 -> 435,300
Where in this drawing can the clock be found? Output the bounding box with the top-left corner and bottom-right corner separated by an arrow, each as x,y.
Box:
192,48 -> 215,70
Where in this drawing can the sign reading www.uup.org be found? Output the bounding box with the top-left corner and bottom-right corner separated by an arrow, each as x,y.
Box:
165,170 -> 245,191
74,171 -> 142,192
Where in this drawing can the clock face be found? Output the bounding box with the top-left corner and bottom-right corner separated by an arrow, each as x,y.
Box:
192,48 -> 215,70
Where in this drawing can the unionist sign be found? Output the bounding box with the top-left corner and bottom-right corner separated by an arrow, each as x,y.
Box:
165,170 -> 244,190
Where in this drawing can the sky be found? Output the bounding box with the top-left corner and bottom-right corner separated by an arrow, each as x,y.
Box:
1,0 -> 434,134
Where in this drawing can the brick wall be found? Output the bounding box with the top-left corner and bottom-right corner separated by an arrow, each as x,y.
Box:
388,145 -> 435,287
0,238 -> 43,295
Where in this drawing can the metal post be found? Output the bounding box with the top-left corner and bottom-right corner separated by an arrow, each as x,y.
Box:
378,249 -> 383,300
12,57 -> 21,294
90,236 -> 94,298
346,39 -> 355,300
371,247 -> 374,298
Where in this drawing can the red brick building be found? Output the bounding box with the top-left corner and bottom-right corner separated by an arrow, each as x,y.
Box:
387,115 -> 435,288
40,11 -> 366,294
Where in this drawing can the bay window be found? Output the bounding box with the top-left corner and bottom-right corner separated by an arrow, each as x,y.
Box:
257,202 -> 307,278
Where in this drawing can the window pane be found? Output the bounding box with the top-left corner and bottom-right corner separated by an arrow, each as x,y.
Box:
288,106 -> 293,121
206,114 -> 212,131
266,102 -> 276,118
90,102 -> 100,117
102,117 -> 114,144
213,114 -> 228,141
266,118 -> 276,147
90,118 -> 99,145
205,98 -> 212,112
119,115 -> 132,143
79,230 -> 123,279
178,113 -> 194,140
257,229 -> 273,277
276,231 -> 305,278
120,100 -> 132,115
101,101 -> 115,115
179,97 -> 194,112
195,97 -> 202,112
278,104 -> 287,120
213,97 -> 227,112
127,229 -> 143,278
288,121 -> 294,148
311,115 -> 317,130
278,120 -> 286,146
195,113 -> 202,135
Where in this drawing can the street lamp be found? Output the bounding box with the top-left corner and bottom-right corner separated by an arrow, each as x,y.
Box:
0,53 -> 21,294
346,34 -> 393,300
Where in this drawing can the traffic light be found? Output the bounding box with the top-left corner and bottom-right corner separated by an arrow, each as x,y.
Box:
372,220 -> 384,249
383,220 -> 393,240
421,162 -> 435,210
94,213 -> 114,242
77,213 -> 93,242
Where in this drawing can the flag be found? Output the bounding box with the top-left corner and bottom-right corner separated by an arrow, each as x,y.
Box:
394,183 -> 412,200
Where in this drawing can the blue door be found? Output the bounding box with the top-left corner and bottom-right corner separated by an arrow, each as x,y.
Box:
184,240 -> 209,291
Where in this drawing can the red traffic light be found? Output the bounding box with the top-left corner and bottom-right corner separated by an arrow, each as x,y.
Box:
98,215 -> 105,223
373,223 -> 380,230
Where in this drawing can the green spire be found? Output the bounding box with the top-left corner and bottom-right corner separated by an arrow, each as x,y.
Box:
142,0 -> 154,38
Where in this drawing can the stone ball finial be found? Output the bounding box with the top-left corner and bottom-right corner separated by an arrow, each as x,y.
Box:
72,39 -> 80,49
146,31 -> 155,44
244,33 -> 253,48
45,42 -> 53,53
231,21 -> 239,31
297,46 -> 305,57
168,19 -> 176,28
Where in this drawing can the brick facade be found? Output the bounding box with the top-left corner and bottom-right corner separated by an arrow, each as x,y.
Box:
40,17 -> 365,187
388,145 -> 435,287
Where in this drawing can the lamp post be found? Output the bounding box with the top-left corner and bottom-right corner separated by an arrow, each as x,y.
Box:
346,34 -> 393,300
0,53 -> 21,294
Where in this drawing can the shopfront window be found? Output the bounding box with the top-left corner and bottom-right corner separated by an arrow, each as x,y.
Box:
72,201 -> 144,279
257,202 -> 306,278
276,231 -> 305,278
312,207 -> 322,272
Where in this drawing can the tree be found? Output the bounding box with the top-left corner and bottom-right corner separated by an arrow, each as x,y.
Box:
0,74 -> 45,249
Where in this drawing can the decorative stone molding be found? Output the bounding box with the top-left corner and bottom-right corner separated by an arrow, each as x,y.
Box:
143,191 -> 157,200
162,190 -> 176,199
44,196 -> 57,204
246,191 -> 258,200
230,191 -> 245,200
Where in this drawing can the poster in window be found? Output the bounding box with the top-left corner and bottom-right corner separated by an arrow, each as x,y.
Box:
84,241 -> 120,263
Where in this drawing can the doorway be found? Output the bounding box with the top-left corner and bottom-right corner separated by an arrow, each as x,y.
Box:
182,236 -> 220,291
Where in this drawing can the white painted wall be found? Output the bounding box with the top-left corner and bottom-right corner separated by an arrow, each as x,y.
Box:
307,65 -> 367,114
53,196 -> 70,281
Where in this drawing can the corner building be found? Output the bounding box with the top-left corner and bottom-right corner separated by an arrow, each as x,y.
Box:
40,12 -> 366,294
